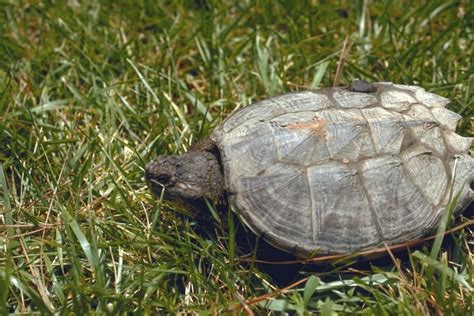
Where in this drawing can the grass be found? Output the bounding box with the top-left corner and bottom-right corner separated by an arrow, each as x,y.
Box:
0,0 -> 473,314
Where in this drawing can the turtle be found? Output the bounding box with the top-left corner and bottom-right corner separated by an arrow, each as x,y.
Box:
145,80 -> 474,258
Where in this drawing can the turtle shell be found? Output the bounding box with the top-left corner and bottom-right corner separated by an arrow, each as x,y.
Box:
210,82 -> 474,257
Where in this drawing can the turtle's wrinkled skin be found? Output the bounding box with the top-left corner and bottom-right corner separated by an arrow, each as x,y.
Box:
145,150 -> 223,212
146,81 -> 474,258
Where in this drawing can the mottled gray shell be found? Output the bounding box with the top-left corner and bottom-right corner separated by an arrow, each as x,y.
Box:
210,82 -> 474,258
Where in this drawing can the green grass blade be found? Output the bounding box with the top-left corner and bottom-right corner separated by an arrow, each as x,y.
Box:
413,251 -> 472,291
63,211 -> 105,289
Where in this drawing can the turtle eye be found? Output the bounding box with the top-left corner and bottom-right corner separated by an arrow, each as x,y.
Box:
156,174 -> 171,184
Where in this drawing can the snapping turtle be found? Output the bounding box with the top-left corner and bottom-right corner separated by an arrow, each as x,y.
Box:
146,80 -> 474,258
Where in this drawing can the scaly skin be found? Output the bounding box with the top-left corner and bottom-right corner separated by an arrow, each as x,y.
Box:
145,139 -> 224,215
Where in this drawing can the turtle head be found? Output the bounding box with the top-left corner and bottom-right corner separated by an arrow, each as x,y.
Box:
145,150 -> 224,210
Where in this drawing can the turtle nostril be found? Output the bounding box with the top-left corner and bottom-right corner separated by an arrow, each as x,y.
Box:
470,180 -> 474,191
145,162 -> 155,173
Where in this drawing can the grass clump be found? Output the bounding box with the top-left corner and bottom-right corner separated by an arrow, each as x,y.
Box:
0,0 -> 472,314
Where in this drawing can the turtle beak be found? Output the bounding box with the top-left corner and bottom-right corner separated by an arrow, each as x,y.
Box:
146,157 -> 185,200
145,161 -> 168,196
144,161 -> 157,183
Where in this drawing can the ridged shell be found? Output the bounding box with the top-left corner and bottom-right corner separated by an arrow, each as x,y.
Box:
211,83 -> 474,257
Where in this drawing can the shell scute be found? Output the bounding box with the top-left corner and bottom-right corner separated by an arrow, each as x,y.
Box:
361,107 -> 406,155
359,156 -> 436,242
380,90 -> 417,111
271,91 -> 330,111
401,146 -> 448,206
221,99 -> 285,133
306,162 -> 381,254
430,107 -> 462,130
415,89 -> 450,108
235,164 -> 312,246
210,83 -> 473,256
319,109 -> 375,161
332,89 -> 378,108
269,114 -> 331,166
